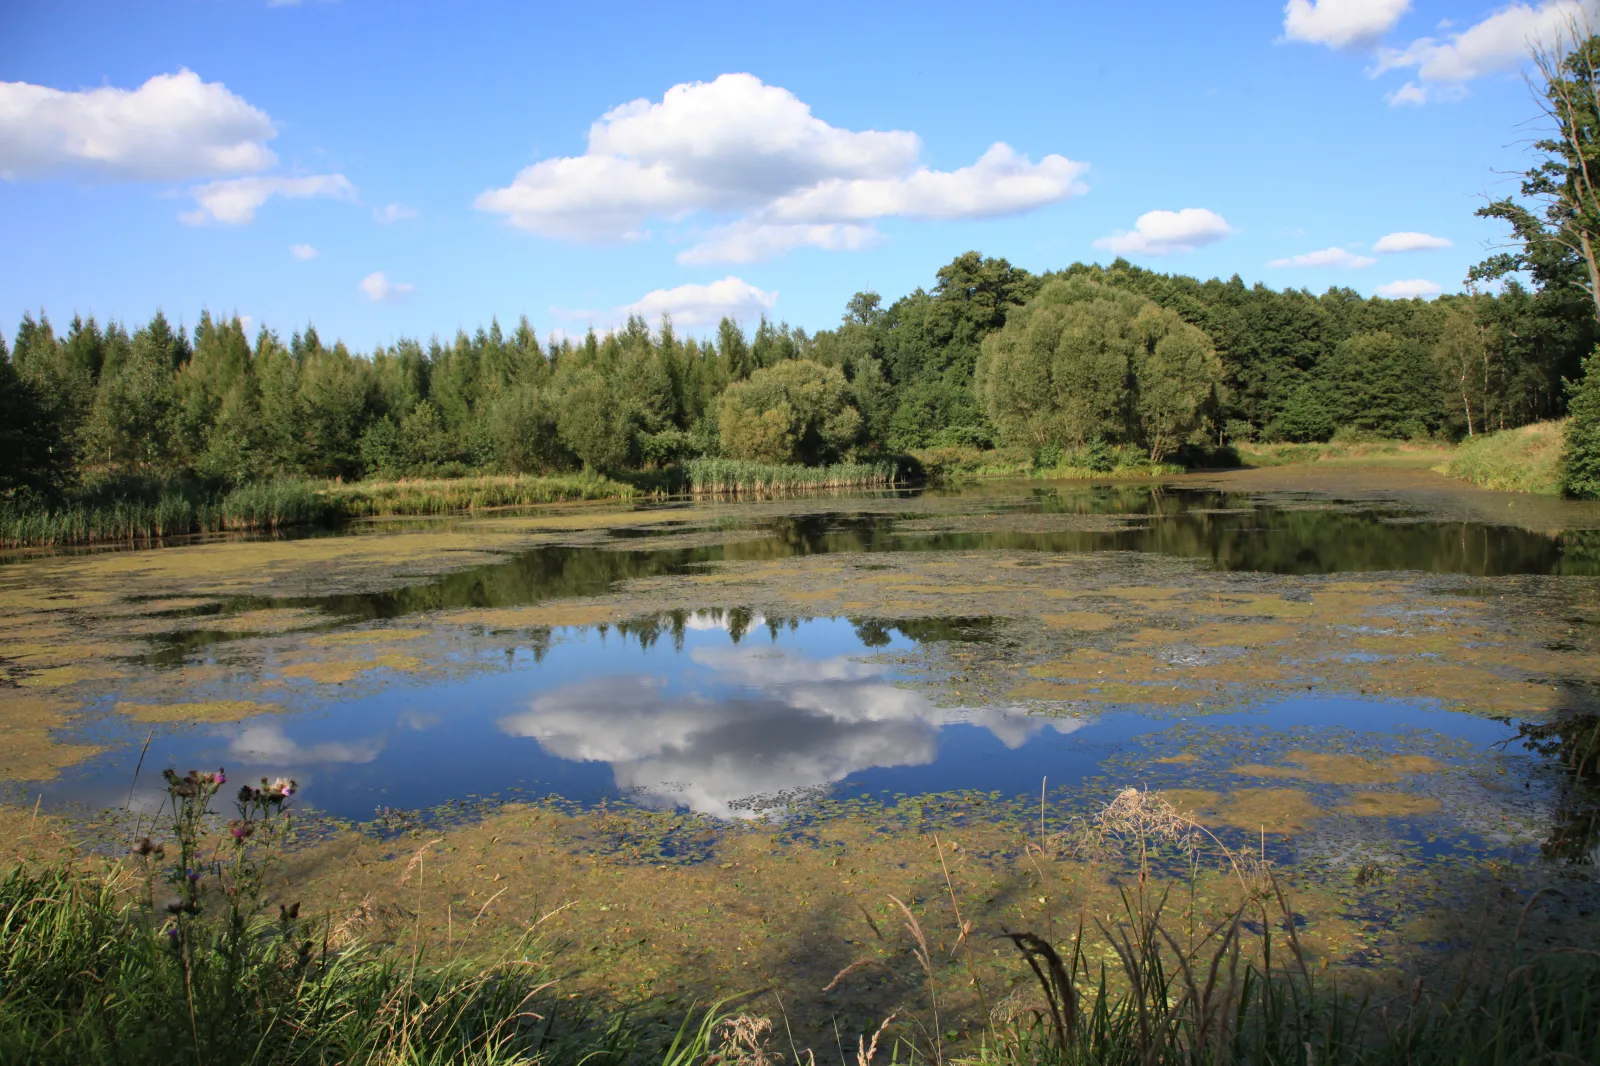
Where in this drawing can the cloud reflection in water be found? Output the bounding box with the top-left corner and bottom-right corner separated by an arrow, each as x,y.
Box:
498,645 -> 1083,818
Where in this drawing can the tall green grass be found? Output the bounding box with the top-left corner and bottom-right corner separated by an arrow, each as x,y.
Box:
0,480 -> 328,548
320,472 -> 639,517
686,457 -> 900,495
1440,419 -> 1568,495
0,473 -> 639,548
217,478 -> 328,530
0,860 -> 652,1066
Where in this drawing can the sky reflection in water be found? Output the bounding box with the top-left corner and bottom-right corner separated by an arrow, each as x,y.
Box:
44,614 -> 1519,826
51,617 -> 1077,820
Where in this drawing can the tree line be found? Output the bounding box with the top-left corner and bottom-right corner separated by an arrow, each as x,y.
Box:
4,242 -> 1594,501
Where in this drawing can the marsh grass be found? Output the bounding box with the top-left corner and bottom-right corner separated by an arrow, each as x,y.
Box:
0,859 -> 646,1066
0,472 -> 636,547
0,479 -> 332,547
686,458 -> 901,496
1439,419 -> 1567,495
320,472 -> 641,517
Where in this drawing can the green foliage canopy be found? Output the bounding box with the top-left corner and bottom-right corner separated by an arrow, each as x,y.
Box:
718,359 -> 862,464
975,278 -> 1221,460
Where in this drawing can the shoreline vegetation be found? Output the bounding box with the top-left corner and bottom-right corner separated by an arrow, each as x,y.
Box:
0,458 -> 1142,549
1439,420 -> 1568,496
5,424 -> 1597,549
0,436 -> 1582,551
4,781 -> 1596,1065
0,473 -> 639,549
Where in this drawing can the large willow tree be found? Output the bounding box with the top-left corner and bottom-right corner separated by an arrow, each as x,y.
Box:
974,278 -> 1221,461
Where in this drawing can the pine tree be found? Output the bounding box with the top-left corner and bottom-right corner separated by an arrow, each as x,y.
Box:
0,331 -> 73,496
1564,348 -> 1600,498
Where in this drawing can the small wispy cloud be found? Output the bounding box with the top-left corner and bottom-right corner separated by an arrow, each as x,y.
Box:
289,243 -> 319,261
1268,246 -> 1376,268
359,271 -> 414,302
372,202 -> 418,224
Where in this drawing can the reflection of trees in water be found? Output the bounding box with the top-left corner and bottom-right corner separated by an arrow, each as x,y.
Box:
1517,692 -> 1600,865
601,607 -> 803,651
1559,529 -> 1600,574
195,488 -> 1594,631
850,616 -> 1000,648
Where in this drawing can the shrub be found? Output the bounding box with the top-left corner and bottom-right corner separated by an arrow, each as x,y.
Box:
1035,441 -> 1066,469
1565,348 -> 1600,499
718,360 -> 862,464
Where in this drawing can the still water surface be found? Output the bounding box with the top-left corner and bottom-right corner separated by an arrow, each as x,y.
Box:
17,482 -> 1600,859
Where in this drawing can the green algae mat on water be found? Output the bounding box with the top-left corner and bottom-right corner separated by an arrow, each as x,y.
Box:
2,468 -> 1599,1041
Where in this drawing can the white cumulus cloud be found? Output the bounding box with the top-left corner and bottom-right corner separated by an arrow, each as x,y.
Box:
1376,278 -> 1443,298
373,201 -> 418,224
475,73 -> 1087,262
359,271 -> 414,302
1283,0 -> 1412,49
619,276 -> 777,329
289,242 -> 319,261
1093,208 -> 1233,257
1373,1 -> 1600,103
182,173 -> 356,225
0,69 -> 276,181
1374,230 -> 1452,252
1268,246 -> 1377,268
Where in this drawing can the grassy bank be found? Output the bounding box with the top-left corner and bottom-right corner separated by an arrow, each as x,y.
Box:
1237,439 -> 1454,469
1438,419 -> 1568,495
685,457 -> 901,495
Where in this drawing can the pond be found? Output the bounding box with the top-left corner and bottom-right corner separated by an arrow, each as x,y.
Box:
3,471 -> 1598,1019
5,479 -> 1597,826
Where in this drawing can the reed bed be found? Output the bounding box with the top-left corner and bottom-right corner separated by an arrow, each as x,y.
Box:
686,457 -> 900,496
0,473 -> 637,547
0,480 -> 326,548
319,472 -> 639,517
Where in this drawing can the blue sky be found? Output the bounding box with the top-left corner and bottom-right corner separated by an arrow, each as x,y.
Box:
1,1 -> 1590,349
